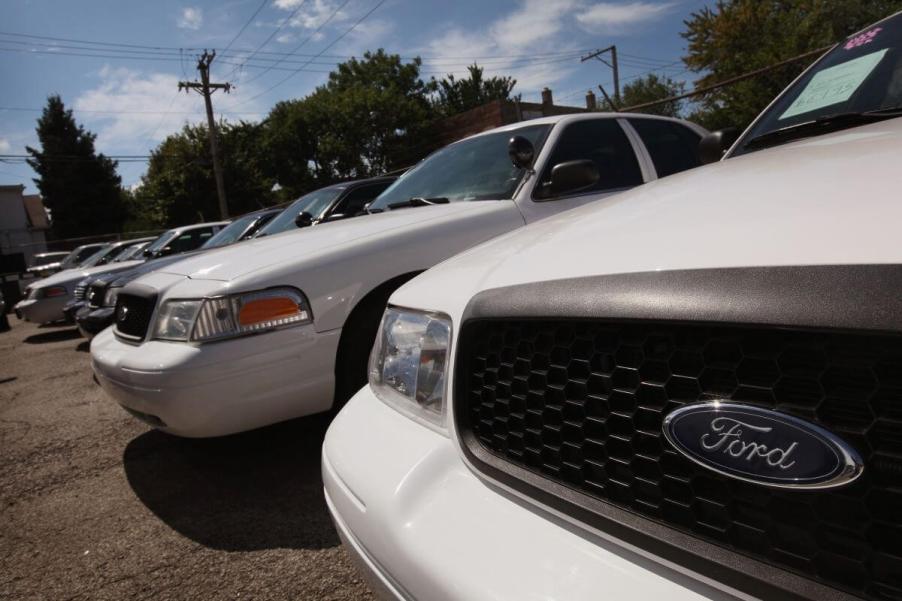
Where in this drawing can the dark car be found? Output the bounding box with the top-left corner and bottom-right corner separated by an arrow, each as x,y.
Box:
75,210 -> 278,339
255,176 -> 396,237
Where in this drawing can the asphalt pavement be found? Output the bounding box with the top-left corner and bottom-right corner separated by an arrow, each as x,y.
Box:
0,319 -> 376,600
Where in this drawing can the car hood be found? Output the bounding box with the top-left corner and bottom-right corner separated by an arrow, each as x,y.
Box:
32,261 -> 144,288
395,117 -> 902,313
156,201 -> 514,282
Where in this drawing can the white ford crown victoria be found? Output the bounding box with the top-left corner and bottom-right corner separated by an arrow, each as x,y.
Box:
324,13 -> 902,601
91,113 -> 706,437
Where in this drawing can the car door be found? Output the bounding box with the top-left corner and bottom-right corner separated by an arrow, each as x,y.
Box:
516,117 -> 647,223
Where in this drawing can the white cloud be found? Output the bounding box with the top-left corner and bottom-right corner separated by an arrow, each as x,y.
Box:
274,0 -> 351,30
177,6 -> 204,30
422,0 -> 584,97
576,2 -> 675,32
73,65 -> 266,155
0,138 -> 10,153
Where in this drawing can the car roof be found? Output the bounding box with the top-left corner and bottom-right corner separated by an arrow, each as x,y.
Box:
170,221 -> 230,234
464,112 -> 700,140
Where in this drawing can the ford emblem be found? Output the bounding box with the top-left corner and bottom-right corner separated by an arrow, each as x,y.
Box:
662,402 -> 863,489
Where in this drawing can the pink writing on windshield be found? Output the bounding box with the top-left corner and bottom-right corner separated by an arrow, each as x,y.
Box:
845,27 -> 882,50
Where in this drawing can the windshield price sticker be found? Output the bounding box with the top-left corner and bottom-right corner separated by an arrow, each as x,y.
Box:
779,48 -> 888,120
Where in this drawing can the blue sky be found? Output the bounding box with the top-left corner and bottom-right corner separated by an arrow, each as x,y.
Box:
0,0 -> 712,192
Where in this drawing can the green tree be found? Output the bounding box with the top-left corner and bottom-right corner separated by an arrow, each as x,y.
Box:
303,49 -> 436,177
431,64 -> 518,116
682,0 -> 902,130
26,95 -> 125,238
261,99 -> 321,201
137,121 -> 275,227
611,74 -> 685,117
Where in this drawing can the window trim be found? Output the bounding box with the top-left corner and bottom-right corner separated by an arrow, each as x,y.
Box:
529,117 -> 651,203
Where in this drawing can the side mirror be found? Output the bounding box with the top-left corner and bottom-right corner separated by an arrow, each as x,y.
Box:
549,160 -> 600,196
142,248 -> 153,258
294,212 -> 314,228
508,135 -> 535,169
698,128 -> 739,164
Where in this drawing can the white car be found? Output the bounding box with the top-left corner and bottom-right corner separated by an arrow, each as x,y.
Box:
91,113 -> 707,437
323,14 -> 902,601
16,223 -> 227,325
15,239 -> 149,324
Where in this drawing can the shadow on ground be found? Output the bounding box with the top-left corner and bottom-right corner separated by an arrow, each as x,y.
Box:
123,414 -> 338,552
24,328 -> 81,344
75,341 -> 90,353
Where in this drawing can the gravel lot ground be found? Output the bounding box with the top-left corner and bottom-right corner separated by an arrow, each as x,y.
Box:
0,318 -> 376,601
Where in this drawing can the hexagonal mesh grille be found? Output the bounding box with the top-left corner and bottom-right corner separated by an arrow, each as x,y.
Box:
114,292 -> 156,340
457,320 -> 902,600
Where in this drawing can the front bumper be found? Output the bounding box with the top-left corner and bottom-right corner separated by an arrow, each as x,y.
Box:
75,306 -> 113,339
323,387 -> 728,601
63,299 -> 85,323
13,296 -> 69,324
90,324 -> 341,437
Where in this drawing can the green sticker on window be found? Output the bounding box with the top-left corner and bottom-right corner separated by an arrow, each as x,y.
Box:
779,49 -> 888,120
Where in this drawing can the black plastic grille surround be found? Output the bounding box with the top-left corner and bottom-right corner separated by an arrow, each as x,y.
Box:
456,319 -> 902,600
87,282 -> 106,308
114,292 -> 156,340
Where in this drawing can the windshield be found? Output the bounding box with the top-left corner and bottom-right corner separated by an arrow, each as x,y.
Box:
58,250 -> 81,269
202,215 -> 257,248
144,230 -> 177,254
734,12 -> 902,155
256,187 -> 343,236
80,245 -> 119,268
113,242 -> 148,261
368,124 -> 550,211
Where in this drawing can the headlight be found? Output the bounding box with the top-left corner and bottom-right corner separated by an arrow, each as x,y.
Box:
150,287 -> 312,343
103,286 -> 121,308
152,300 -> 203,341
369,307 -> 451,429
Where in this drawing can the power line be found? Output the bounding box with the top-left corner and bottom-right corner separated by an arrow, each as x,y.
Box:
619,45 -> 831,112
239,0 -> 351,86
238,0 -> 387,104
0,106 -> 265,116
221,0 -> 270,55
0,29 -> 595,62
224,0 -> 309,81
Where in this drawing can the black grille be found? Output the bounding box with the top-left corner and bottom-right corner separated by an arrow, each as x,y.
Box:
114,292 -> 156,340
87,282 -> 106,309
457,320 -> 902,600
73,283 -> 88,301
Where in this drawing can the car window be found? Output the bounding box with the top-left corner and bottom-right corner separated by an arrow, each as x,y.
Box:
332,182 -> 393,217
169,228 -> 214,253
534,119 -> 643,200
369,124 -> 550,210
75,245 -> 106,264
257,187 -> 343,236
202,216 -> 255,249
628,119 -> 702,178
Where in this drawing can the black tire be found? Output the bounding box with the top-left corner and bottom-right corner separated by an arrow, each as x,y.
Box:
332,272 -> 423,412
333,294 -> 388,411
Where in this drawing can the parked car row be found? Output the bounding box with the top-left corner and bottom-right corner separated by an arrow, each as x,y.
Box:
11,13 -> 902,600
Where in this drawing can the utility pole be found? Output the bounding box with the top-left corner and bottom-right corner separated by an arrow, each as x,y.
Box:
179,50 -> 231,220
581,46 -> 620,107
